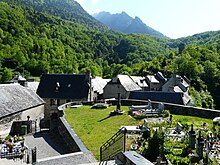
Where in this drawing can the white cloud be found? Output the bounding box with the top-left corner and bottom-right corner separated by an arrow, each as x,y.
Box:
91,0 -> 100,6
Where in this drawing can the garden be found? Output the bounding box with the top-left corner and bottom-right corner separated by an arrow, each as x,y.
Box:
64,105 -> 217,164
0,134 -> 26,159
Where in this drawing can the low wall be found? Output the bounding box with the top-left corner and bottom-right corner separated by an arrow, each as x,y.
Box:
57,103 -> 90,153
0,105 -> 44,137
109,99 -> 220,119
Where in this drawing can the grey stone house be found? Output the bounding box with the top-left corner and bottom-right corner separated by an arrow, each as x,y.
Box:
103,75 -> 142,99
145,72 -> 166,91
92,76 -> 110,100
162,74 -> 191,105
129,74 -> 191,105
37,73 -> 94,120
0,84 -> 44,136
130,76 -> 148,91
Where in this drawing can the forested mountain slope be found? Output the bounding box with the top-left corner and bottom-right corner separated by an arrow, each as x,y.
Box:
1,0 -> 220,109
3,0 -> 109,31
0,0 -> 169,77
169,31 -> 220,49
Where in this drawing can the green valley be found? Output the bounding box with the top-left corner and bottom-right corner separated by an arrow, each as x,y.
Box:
0,0 -> 220,109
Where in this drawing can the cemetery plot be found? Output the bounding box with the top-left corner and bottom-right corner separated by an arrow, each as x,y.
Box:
64,105 -> 215,163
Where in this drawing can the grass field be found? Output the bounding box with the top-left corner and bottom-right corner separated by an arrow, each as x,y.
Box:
64,105 -> 213,160
171,114 -> 213,130
64,105 -> 141,159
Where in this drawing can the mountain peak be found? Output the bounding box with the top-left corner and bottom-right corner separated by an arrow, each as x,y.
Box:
121,11 -> 129,16
93,11 -> 167,38
134,16 -> 142,22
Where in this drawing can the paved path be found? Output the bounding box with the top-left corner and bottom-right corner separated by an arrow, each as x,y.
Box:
36,152 -> 97,165
0,159 -> 27,165
25,130 -> 71,160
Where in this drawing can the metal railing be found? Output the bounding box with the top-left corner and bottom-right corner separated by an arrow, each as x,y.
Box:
100,127 -> 127,162
0,147 -> 36,164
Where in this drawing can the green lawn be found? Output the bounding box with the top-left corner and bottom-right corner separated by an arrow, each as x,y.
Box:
64,106 -> 141,159
171,114 -> 213,130
64,106 -> 213,160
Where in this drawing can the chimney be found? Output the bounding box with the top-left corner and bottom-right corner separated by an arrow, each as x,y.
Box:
85,71 -> 91,81
18,80 -> 28,87
85,71 -> 92,102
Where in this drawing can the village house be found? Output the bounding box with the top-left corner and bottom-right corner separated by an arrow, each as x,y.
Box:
145,72 -> 166,91
129,73 -> 191,105
0,84 -> 44,136
162,74 -> 191,105
162,74 -> 190,93
91,76 -> 110,100
130,76 -> 149,91
6,75 -> 40,93
36,73 -> 94,120
103,75 -> 142,99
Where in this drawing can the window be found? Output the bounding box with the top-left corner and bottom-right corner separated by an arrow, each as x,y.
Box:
55,82 -> 60,92
50,99 -> 57,106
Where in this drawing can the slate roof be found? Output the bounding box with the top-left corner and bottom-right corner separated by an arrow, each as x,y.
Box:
27,82 -> 39,92
129,91 -> 185,105
173,86 -> 183,93
164,74 -> 190,93
146,75 -> 159,83
130,76 -> 148,88
0,84 -> 44,118
92,77 -> 110,95
117,75 -> 142,91
37,74 -> 90,100
155,72 -> 167,82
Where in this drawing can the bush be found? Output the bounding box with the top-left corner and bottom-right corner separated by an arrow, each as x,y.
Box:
5,135 -> 12,141
167,154 -> 190,165
142,129 -> 151,140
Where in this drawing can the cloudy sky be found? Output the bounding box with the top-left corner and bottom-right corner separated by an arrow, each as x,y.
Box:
75,0 -> 220,39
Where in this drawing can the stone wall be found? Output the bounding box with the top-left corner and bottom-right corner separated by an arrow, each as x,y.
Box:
0,104 -> 44,136
21,105 -> 44,122
57,102 -> 90,153
44,99 -> 67,120
104,83 -> 128,99
109,99 -> 220,119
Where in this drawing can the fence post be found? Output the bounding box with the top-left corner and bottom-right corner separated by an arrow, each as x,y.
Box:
27,150 -> 30,164
32,147 -> 37,163
100,146 -> 102,162
123,128 -> 127,152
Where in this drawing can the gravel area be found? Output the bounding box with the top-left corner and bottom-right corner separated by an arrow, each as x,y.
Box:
24,130 -> 97,165
24,130 -> 71,160
35,152 -> 97,165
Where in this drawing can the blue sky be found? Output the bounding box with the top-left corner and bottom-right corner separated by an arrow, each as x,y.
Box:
75,0 -> 220,39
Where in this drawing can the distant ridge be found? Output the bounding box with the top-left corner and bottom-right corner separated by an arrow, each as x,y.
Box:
11,0 -> 110,31
93,11 -> 167,38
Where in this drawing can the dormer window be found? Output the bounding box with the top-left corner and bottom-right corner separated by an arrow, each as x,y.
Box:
55,82 -> 60,91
